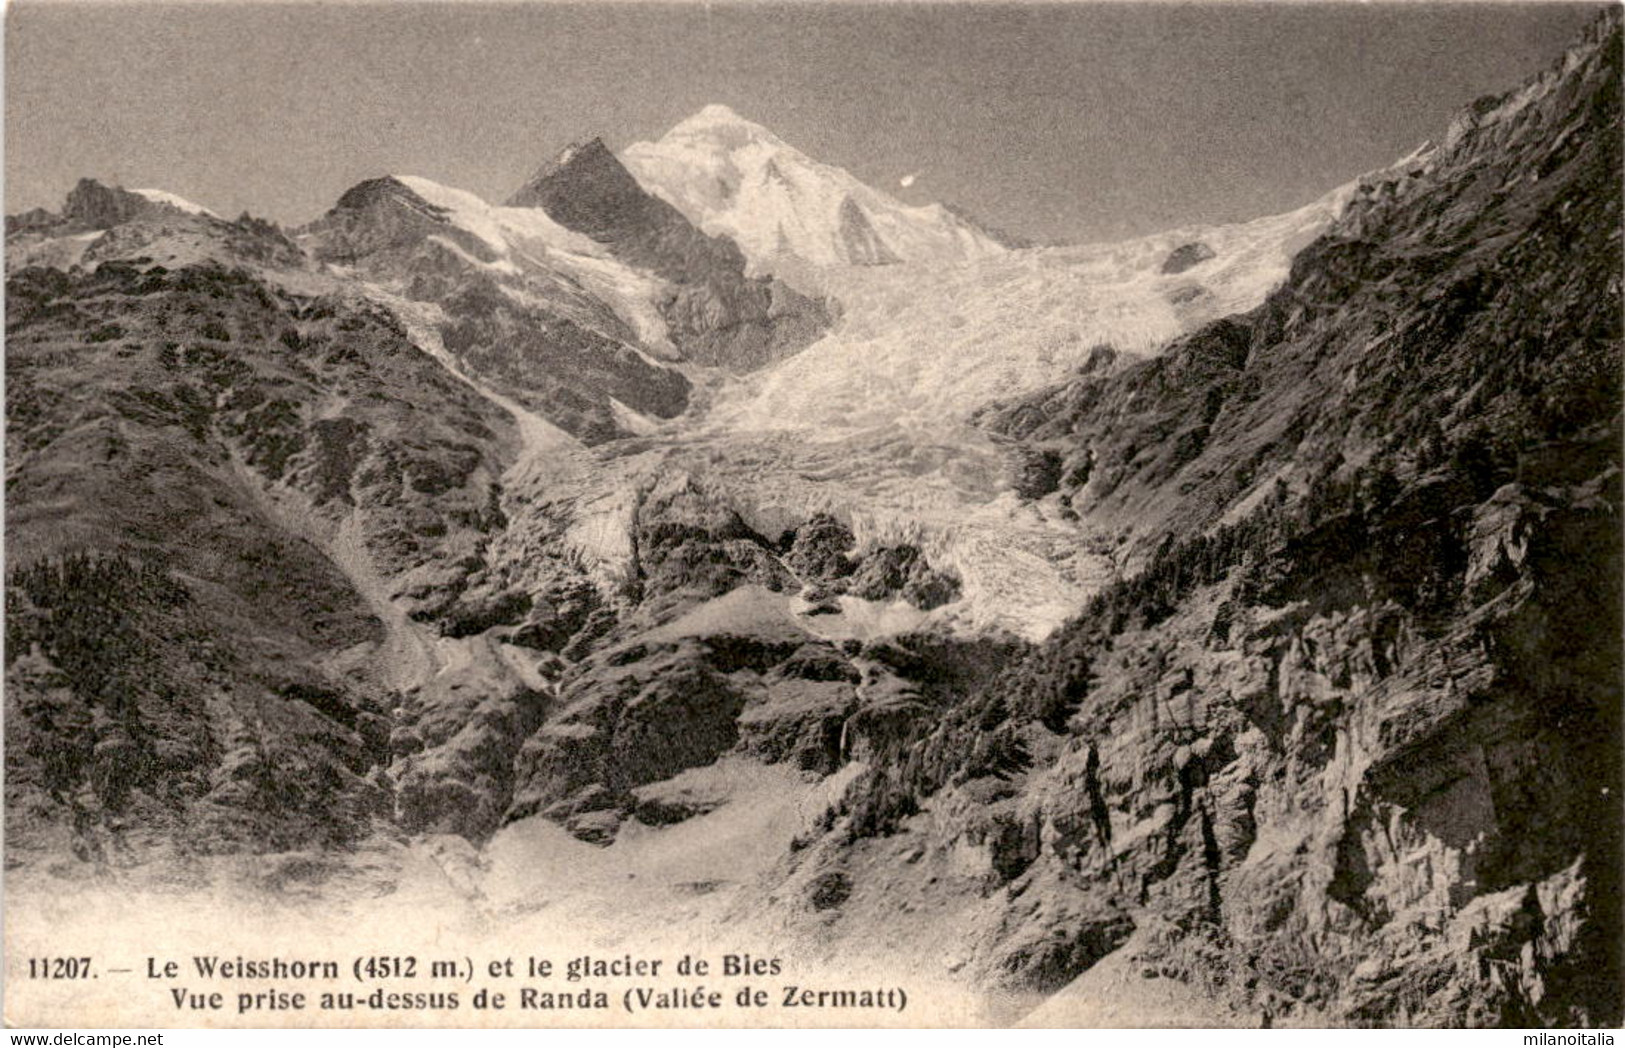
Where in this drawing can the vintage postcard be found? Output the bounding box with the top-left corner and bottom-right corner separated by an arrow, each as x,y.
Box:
3,0 -> 1621,1030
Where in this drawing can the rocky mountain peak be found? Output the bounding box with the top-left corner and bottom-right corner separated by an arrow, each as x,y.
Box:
4,177 -> 281,270
48,178 -> 213,232
330,175 -> 442,216
505,136 -> 647,218
61,178 -> 154,228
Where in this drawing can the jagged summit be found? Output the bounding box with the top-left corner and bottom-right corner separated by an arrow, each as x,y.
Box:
32,177 -> 221,232
505,136 -> 648,218
550,137 -> 601,168
4,10 -> 1620,1029
4,177 -> 303,270
128,188 -> 217,218
940,201 -> 1036,250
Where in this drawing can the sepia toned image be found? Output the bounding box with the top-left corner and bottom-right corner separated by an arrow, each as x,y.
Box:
3,0 -> 1621,1030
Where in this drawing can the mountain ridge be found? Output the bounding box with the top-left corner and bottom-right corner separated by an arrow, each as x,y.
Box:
506,135 -> 833,371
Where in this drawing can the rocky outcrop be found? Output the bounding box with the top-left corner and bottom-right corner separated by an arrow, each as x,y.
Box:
1161,241 -> 1216,274
508,139 -> 690,259
837,197 -> 903,266
782,513 -> 859,588
776,512 -> 962,609
303,176 -> 470,262
5,178 -> 222,236
630,474 -> 797,604
390,638 -> 550,838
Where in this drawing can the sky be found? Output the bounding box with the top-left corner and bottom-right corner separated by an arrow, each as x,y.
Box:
4,1 -> 1610,244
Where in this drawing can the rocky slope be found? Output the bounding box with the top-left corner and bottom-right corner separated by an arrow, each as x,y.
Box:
4,11 -> 1621,1029
296,150 -> 833,442
3,252 -> 535,858
298,174 -> 693,442
776,9 -> 1621,1026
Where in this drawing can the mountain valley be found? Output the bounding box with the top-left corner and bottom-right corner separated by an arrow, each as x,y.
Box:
4,11 -> 1622,1028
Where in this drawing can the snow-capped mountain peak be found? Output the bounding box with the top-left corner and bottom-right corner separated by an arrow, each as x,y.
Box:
688,102 -> 748,124
621,105 -> 1007,276
673,103 -> 770,134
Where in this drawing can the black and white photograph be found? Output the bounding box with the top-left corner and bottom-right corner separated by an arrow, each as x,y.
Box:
2,0 -> 1621,1030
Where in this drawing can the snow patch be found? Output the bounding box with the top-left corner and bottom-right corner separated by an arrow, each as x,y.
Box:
130,188 -> 218,218
609,397 -> 661,436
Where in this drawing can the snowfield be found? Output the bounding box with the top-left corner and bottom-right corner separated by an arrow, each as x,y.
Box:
715,180 -> 1354,433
